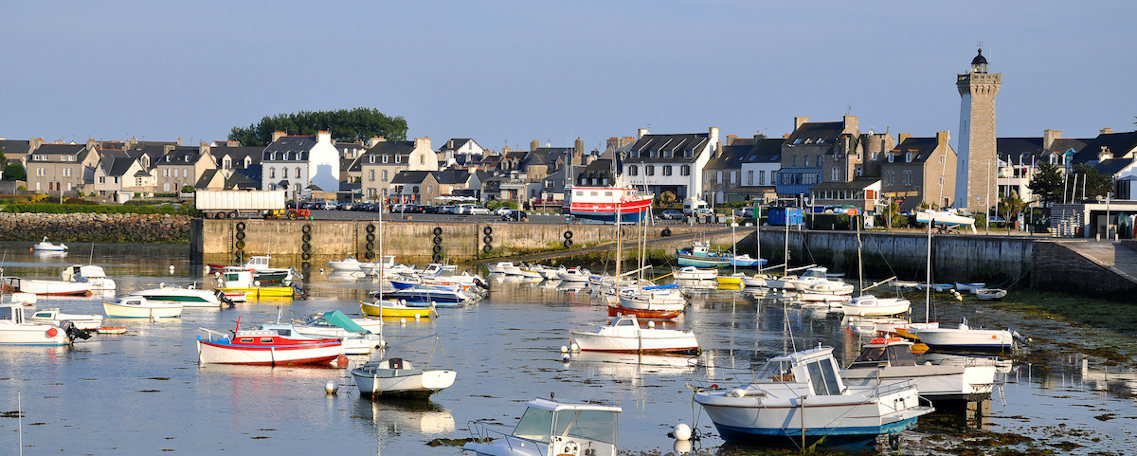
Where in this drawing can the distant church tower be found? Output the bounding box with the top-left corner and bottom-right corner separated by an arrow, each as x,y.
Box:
954,48 -> 1001,211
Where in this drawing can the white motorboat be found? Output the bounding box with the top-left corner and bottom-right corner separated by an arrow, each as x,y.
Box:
103,295 -> 184,319
842,295 -> 911,317
260,321 -> 382,355
351,357 -> 456,398
557,267 -> 592,283
612,286 -> 686,320
0,303 -> 87,345
973,288 -> 1007,300
328,256 -> 363,273
911,318 -> 1016,352
61,265 -> 117,293
915,209 -> 977,234
891,280 -> 922,290
28,308 -> 104,330
33,236 -> 68,252
516,265 -> 543,279
541,266 -> 564,280
1,277 -> 91,297
842,337 -> 997,403
486,262 -> 512,274
742,273 -> 770,288
465,398 -> 621,456
135,284 -> 224,307
673,266 -> 718,281
694,346 -> 933,449
569,314 -> 698,353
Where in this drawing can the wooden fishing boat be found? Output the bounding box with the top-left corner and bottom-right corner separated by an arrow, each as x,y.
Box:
196,319 -> 342,366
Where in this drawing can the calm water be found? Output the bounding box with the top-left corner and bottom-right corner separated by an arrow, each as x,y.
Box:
1,242 -> 1135,455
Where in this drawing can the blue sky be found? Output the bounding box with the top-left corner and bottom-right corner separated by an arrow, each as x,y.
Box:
2,1 -> 1134,151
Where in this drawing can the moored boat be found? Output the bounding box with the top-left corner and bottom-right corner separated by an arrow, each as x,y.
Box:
28,308 -> 104,330
196,322 -> 342,366
103,295 -> 183,319
360,299 -> 437,319
465,398 -> 621,456
351,357 -> 457,398
973,288 -> 1007,300
563,184 -> 653,223
0,303 -> 88,345
842,337 -> 997,403
569,314 -> 698,353
32,236 -> 68,252
911,318 -> 1016,352
135,284 -> 224,308
214,269 -> 294,299
841,295 -> 911,317
1,277 -> 91,297
694,345 -> 933,449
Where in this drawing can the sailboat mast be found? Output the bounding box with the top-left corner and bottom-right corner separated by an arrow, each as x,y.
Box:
856,214 -> 863,297
378,197 -> 384,302
783,216 -> 789,276
614,199 -> 621,293
756,205 -> 761,272
925,219 -> 933,323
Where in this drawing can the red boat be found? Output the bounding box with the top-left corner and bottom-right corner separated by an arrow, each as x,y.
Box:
196,318 -> 342,366
607,303 -> 682,320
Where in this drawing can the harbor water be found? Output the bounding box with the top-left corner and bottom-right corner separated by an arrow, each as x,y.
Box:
1,242 -> 1135,455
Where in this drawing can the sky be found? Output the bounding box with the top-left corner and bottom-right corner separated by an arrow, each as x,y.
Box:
2,1 -> 1135,152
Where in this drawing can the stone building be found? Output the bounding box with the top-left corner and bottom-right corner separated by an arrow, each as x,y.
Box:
777,116 -> 862,197
954,48 -> 1002,211
623,127 -> 719,202
880,131 -> 957,211
25,142 -> 100,195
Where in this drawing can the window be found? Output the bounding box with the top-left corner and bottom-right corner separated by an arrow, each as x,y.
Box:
369,155 -> 375,164
223,157 -> 232,170
382,170 -> 388,181
295,167 -> 301,178
646,165 -> 655,176
269,168 -> 276,179
792,156 -> 798,167
37,167 -> 45,176
716,171 -> 723,184
183,169 -> 188,177
730,171 -> 736,184
419,154 -> 425,165
663,165 -> 672,176
804,156 -> 810,167
681,165 -> 690,176
888,153 -> 895,163
382,155 -> 388,164
759,170 -> 765,186
663,149 -> 672,158
163,168 -> 169,177
283,168 -> 289,179
906,152 -> 912,162
395,155 -> 401,163
368,170 -> 375,182
903,170 -> 912,186
98,176 -> 105,184
629,165 -> 638,176
64,168 -> 72,177
412,186 -> 419,194
832,167 -> 839,180
747,170 -> 754,186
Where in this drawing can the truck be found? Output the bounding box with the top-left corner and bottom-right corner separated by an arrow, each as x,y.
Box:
195,190 -> 312,220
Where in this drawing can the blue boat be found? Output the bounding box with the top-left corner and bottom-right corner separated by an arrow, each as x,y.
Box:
383,285 -> 468,307
676,241 -> 731,268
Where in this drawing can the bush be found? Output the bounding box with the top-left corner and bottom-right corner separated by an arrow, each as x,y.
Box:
3,202 -> 193,215
486,200 -> 517,211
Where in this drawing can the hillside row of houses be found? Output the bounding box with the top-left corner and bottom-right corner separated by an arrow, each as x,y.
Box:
2,120 -> 1135,212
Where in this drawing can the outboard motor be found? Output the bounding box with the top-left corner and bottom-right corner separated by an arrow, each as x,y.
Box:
215,290 -> 236,308
61,320 -> 91,341
474,276 -> 489,290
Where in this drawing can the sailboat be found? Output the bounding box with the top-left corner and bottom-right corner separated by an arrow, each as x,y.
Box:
874,220 -> 940,338
842,215 -> 911,317
360,201 -> 436,318
608,204 -> 685,320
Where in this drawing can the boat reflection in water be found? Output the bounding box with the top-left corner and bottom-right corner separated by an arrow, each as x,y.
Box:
569,351 -> 697,382
352,398 -> 455,435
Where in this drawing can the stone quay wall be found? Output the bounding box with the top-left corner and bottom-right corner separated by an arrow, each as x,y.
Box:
0,212 -> 190,243
1032,241 -> 1137,298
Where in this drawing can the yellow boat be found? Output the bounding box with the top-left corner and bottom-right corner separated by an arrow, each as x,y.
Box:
216,286 -> 294,299
360,300 -> 437,319
716,274 -> 745,286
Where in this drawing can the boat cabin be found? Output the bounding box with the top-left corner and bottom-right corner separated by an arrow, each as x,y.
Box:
113,296 -> 151,307
0,303 -> 27,324
752,346 -> 847,395
848,338 -> 917,369
61,265 -> 108,282
218,270 -> 257,287
510,398 -> 621,455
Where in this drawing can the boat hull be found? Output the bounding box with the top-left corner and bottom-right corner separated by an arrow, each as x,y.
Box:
0,322 -> 71,345
570,330 -> 698,353
196,338 -> 342,365
352,368 -> 457,398
103,301 -> 183,319
913,328 -> 1014,351
216,286 -> 294,299
843,365 -> 997,402
360,301 -> 435,319
2,279 -> 91,296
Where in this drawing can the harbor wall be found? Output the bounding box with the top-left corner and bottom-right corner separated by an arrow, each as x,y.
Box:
0,212 -> 190,243
1032,241 -> 1137,298
196,219 -> 723,268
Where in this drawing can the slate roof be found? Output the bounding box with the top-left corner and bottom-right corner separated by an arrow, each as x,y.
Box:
195,169 -> 220,188
996,137 -> 1045,165
127,144 -> 171,167
705,144 -> 749,170
626,133 -> 710,163
159,146 -> 203,164
523,147 -> 571,168
209,146 -> 264,168
361,141 -> 413,164
391,170 -> 433,184
227,164 -> 262,189
0,139 -> 31,159
262,136 -> 315,162
785,122 -> 845,147
888,137 -> 942,163
27,144 -> 88,162
1073,131 -> 1137,165
574,158 -> 618,186
98,156 -> 138,177
435,169 -> 471,185
439,138 -> 477,152
1093,158 -> 1136,177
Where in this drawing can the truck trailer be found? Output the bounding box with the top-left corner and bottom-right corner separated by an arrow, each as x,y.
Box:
195,190 -> 311,219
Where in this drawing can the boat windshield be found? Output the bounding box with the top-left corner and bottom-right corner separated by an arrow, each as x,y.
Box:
801,268 -> 827,279
552,410 -> 617,445
806,359 -> 843,395
754,360 -> 795,382
0,306 -> 14,321
887,345 -> 917,366
849,347 -> 887,368
512,407 -> 553,443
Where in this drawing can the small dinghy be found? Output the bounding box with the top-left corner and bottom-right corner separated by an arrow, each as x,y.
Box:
973,288 -> 1007,300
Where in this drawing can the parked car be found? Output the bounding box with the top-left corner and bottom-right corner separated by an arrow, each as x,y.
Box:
467,206 -> 491,215
659,209 -> 684,220
493,206 -> 514,216
502,210 -> 528,221
340,202 -> 354,211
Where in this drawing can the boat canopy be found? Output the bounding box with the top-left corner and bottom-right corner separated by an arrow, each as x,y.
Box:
322,310 -> 368,334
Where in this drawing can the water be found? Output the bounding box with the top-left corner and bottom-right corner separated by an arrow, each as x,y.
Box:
1,242 -> 1135,455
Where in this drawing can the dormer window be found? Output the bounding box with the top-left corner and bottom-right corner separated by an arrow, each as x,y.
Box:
369,155 -> 375,164
382,155 -> 388,164
905,152 -> 912,162
888,152 -> 895,163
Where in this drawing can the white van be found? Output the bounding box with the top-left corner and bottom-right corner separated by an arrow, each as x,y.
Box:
683,199 -> 708,216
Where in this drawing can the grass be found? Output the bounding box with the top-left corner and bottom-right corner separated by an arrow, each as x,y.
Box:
989,290 -> 1137,337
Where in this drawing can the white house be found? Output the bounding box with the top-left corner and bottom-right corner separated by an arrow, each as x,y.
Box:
261,130 -> 340,200
622,127 -> 718,202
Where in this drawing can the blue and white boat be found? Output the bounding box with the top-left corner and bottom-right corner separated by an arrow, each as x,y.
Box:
727,254 -> 766,268
694,345 -> 933,449
676,241 -> 731,268
382,284 -> 469,307
33,236 -> 68,253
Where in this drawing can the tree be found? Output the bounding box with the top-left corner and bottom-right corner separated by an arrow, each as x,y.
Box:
1000,191 -> 1028,230
228,107 -> 409,146
1028,162 -> 1064,206
1071,163 -> 1114,199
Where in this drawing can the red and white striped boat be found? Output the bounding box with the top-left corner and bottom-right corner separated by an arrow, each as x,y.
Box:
196,318 -> 342,366
563,186 -> 653,223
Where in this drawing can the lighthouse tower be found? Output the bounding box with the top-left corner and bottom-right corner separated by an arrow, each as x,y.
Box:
954,48 -> 1002,211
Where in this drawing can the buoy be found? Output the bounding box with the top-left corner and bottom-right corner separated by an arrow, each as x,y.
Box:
400,318 -> 407,325
28,247 -> 33,252
570,343 -> 580,352
561,353 -> 571,362
46,327 -> 58,337
560,345 -> 569,353
152,315 -> 161,322
648,321 -> 656,329
325,380 -> 339,394
674,422 -> 692,441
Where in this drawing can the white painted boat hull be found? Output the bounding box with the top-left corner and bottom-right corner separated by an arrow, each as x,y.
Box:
353,368 -> 457,397
28,309 -> 104,330
103,301 -> 183,319
842,296 -> 911,316
0,321 -> 70,345
913,327 -> 1014,350
196,339 -> 342,365
843,365 -> 997,401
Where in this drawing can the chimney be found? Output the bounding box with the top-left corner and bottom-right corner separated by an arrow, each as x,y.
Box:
936,130 -> 950,146
414,136 -> 432,151
636,128 -> 649,139
530,140 -> 539,152
794,116 -> 810,131
176,137 -> 182,146
709,126 -> 719,148
1100,127 -> 1114,135
1099,146 -> 1112,161
574,138 -> 584,165
898,132 -> 912,144
271,131 -> 287,142
842,115 -> 859,135
29,137 -> 45,150
1043,129 -> 1062,150
726,134 -> 738,146
316,130 -> 331,144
